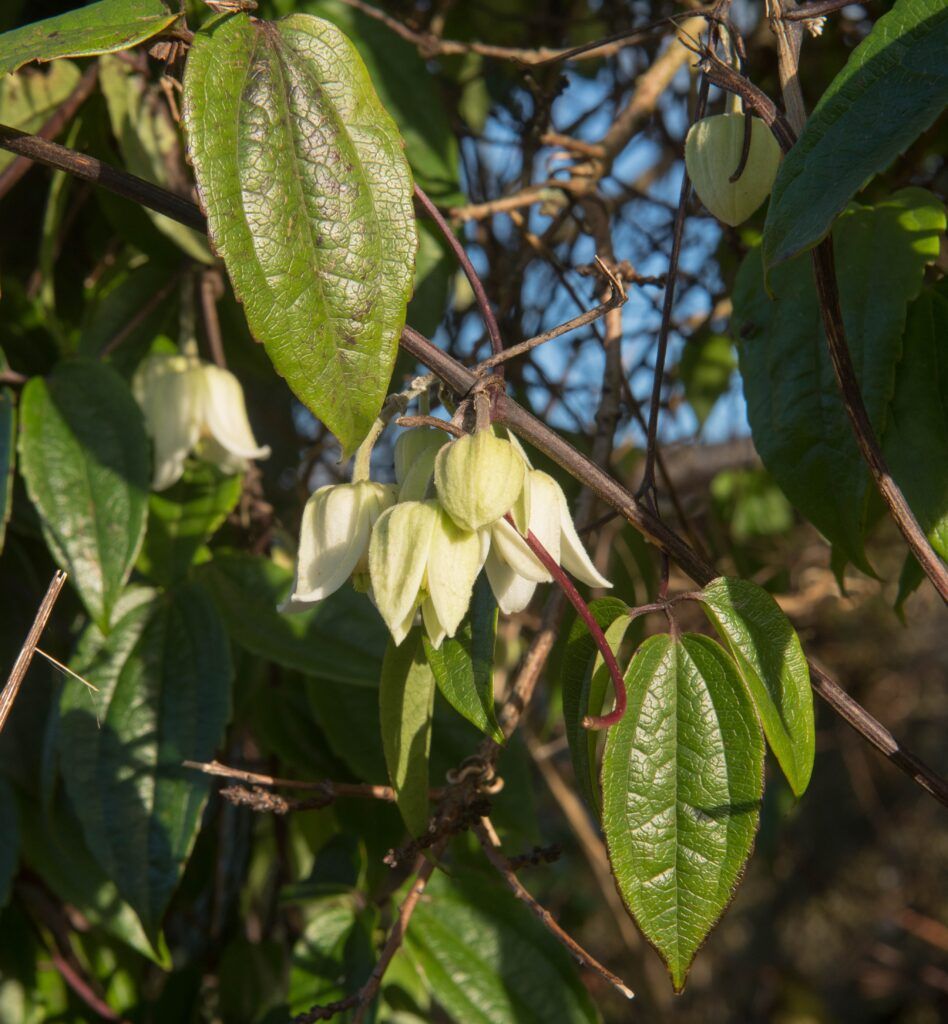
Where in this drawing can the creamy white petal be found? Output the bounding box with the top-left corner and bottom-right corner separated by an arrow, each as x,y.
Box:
369,500 -> 437,640
484,548 -> 537,615
394,428 -> 447,487
556,485 -> 613,588
421,597 -> 446,649
435,431 -> 526,532
426,507 -> 486,640
391,604 -> 420,647
201,364 -> 271,461
291,484 -> 367,603
134,354 -> 204,491
489,518 -> 550,583
524,471 -> 563,564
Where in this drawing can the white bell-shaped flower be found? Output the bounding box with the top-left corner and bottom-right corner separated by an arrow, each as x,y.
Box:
133,349 -> 270,490
286,481 -> 397,607
485,470 -> 611,614
369,500 -> 487,647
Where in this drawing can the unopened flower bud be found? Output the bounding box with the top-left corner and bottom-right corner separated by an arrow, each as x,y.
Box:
434,429 -> 526,532
684,113 -> 782,227
394,427 -> 447,501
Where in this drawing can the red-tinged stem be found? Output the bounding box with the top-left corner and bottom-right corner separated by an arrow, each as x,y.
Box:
511,518 -> 626,729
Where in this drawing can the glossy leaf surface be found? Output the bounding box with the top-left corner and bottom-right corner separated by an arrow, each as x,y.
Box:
601,633 -> 763,990
18,359 -> 150,629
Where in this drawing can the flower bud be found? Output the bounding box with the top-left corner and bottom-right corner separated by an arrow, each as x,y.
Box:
684,113 -> 782,227
434,430 -> 526,532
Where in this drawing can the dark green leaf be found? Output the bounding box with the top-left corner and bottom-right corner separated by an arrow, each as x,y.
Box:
406,869 -> 599,1024
182,12 -> 416,454
698,577 -> 814,796
710,468 -> 794,542
0,0 -> 179,77
306,678 -> 388,783
137,461 -> 242,586
196,551 -> 386,685
58,583 -> 232,940
601,633 -> 764,991
18,785 -> 168,964
0,778 -> 17,908
883,283 -> 948,562
379,629 -> 435,837
18,359 -> 150,629
0,368 -> 14,555
99,55 -> 212,262
423,574 -> 503,744
562,597 -> 629,815
679,333 -> 736,427
764,0 -> 948,269
0,61 -> 81,175
734,188 -> 945,570
287,895 -> 362,1015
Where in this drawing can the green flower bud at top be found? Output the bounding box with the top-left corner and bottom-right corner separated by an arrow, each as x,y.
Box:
394,427 -> 447,502
434,429 -> 526,532
285,481 -> 396,608
133,350 -> 270,490
684,113 -> 782,227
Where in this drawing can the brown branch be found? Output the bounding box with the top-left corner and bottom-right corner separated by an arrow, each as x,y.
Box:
0,571 -> 68,734
13,129 -> 944,808
782,0 -> 860,20
450,184 -> 562,223
183,759 -> 399,800
475,818 -> 635,1000
199,268 -> 227,368
394,415 -> 463,437
0,63 -> 99,201
475,256 -> 625,372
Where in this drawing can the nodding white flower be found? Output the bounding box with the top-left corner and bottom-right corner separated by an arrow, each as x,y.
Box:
133,349 -> 270,490
286,481 -> 397,607
394,427 -> 447,501
369,499 -> 487,647
485,470 -> 612,614
435,429 -> 526,532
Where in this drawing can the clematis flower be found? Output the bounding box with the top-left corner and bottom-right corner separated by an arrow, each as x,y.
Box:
369,499 -> 487,647
485,470 -> 612,614
133,348 -> 270,490
285,481 -> 397,607
434,429 -> 526,532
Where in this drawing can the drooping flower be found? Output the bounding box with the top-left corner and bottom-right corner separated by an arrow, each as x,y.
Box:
486,470 -> 612,614
285,481 -> 397,607
434,429 -> 526,532
369,499 -> 486,647
133,348 -> 270,490
394,426 -> 447,501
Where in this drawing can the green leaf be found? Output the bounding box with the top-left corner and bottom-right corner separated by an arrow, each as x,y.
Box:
196,551 -> 387,685
601,633 -> 764,991
0,0 -> 179,77
306,678 -> 388,784
182,12 -> 416,454
0,61 -> 81,175
137,461 -> 242,587
679,332 -> 736,427
697,577 -> 814,796
98,55 -> 212,262
883,283 -> 948,562
764,0 -> 948,270
734,188 -> 945,571
0,778 -> 17,908
562,597 -> 629,815
380,629 -> 435,838
58,583 -> 232,940
287,895 -> 363,1014
423,574 -> 503,744
302,0 -> 463,205
0,366 -> 14,555
710,467 -> 794,543
406,869 -> 599,1024
18,358 -> 150,629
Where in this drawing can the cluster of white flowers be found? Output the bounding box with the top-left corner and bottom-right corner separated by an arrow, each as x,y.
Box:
133,344 -> 270,490
286,424 -> 611,648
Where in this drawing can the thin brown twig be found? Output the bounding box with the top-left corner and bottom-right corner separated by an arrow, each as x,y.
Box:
199,268 -> 227,368
182,759 -> 399,800
13,128 -> 943,809
782,0 -> 859,20
475,256 -> 626,372
0,63 -> 99,201
475,817 -> 635,1000
100,268 -> 184,357
394,415 -> 463,437
0,571 -> 68,734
